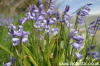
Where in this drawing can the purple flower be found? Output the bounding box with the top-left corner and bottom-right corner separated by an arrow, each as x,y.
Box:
15,28 -> 29,38
8,24 -> 29,46
37,15 -> 44,21
50,28 -> 59,35
49,4 -> 55,9
28,4 -> 37,12
77,16 -> 85,25
86,3 -> 92,6
71,43 -> 82,51
47,9 -> 56,15
76,4 -> 92,25
88,18 -> 100,36
68,29 -> 77,40
8,24 -> 16,38
22,37 -> 28,43
90,21 -> 95,25
56,11 -> 60,20
3,55 -> 16,66
0,16 -> 13,27
44,26 -> 59,35
3,62 -> 12,66
74,53 -> 83,60
88,25 -> 96,30
72,36 -> 84,41
9,55 -> 16,63
12,38 -> 19,46
21,18 -> 29,25
98,27 -> 100,30
87,51 -> 99,60
38,0 -> 42,5
86,45 -> 95,51
60,13 -> 73,28
64,5 -> 70,14
88,30 -> 95,36
76,40 -> 83,44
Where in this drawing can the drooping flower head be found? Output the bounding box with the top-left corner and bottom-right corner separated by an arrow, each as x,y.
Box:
76,3 -> 92,25
88,17 -> 100,36
3,55 -> 16,66
87,51 -> 99,60
74,53 -> 83,60
86,45 -> 95,51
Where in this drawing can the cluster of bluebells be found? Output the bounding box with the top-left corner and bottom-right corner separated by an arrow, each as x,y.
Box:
3,55 -> 16,66
3,0 -> 99,65
68,29 -> 84,60
8,24 -> 29,46
18,0 -> 74,39
88,18 -> 100,36
18,0 -> 60,37
0,14 -> 13,27
76,3 -> 92,25
86,45 -> 98,60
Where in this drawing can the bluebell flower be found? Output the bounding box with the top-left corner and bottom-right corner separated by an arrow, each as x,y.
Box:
74,53 -> 83,60
88,18 -> 100,36
3,55 -> 16,66
22,37 -> 28,43
8,24 -> 16,38
98,27 -> 100,30
12,38 -> 19,46
87,51 -> 99,60
76,40 -> 83,44
76,3 -> 92,25
9,55 -> 16,63
50,28 -> 59,35
3,62 -> 12,66
49,4 -> 55,9
71,43 -> 82,51
39,4 -> 44,13
37,15 -> 44,21
47,9 -> 56,15
60,12 -> 73,28
56,11 -> 60,20
8,24 -> 29,46
88,30 -> 95,36
72,36 -> 84,41
90,21 -> 95,25
86,45 -> 95,51
68,29 -> 77,40
18,0 -> 59,36
0,16 -> 13,27
38,0 -> 42,5
64,5 -> 70,14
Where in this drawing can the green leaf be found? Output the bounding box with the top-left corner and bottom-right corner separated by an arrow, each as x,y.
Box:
0,44 -> 14,56
22,44 -> 38,66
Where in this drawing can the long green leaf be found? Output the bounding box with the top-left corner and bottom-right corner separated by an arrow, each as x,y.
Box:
22,44 -> 38,66
0,44 -> 14,56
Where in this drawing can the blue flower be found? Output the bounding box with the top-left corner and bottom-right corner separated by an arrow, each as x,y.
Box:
3,55 -> 16,66
87,51 -> 99,60
68,29 -> 77,40
64,5 -> 70,14
74,53 -> 83,60
72,36 -> 84,41
86,45 -> 95,51
12,38 -> 19,46
76,3 -> 92,25
71,43 -> 82,51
